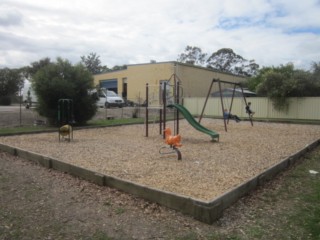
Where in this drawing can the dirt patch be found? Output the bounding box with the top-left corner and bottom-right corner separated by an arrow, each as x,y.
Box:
0,151 -> 213,239
0,119 -> 319,201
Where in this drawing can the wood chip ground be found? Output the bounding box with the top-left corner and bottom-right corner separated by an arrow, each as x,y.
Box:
1,119 -> 319,201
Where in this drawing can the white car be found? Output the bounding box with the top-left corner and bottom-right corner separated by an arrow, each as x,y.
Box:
96,89 -> 124,108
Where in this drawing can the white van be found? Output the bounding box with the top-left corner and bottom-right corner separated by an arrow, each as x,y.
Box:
96,89 -> 124,108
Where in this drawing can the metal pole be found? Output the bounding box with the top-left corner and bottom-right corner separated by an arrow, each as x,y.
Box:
218,80 -> 227,132
199,78 -> 215,123
176,80 -> 180,135
159,83 -> 162,135
227,84 -> 237,124
19,87 -> 22,126
163,82 -> 166,139
159,109 -> 162,135
145,83 -> 149,137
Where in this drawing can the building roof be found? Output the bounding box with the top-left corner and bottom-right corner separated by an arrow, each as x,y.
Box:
94,61 -> 248,78
211,88 -> 256,97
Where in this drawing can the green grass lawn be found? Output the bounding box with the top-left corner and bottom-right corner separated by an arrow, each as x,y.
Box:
86,117 -> 144,126
215,147 -> 320,240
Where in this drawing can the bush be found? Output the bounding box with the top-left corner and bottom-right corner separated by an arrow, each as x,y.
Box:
250,64 -> 320,112
32,58 -> 97,126
0,96 -> 11,105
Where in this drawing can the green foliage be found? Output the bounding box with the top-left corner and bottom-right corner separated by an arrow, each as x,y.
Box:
87,118 -> 144,126
80,52 -> 109,74
0,68 -> 24,105
26,58 -> 51,78
32,58 -> 97,125
247,63 -> 320,111
177,45 -> 208,65
0,126 -> 56,135
110,65 -> 127,71
257,68 -> 295,111
0,96 -> 11,105
177,46 -> 259,76
246,67 -> 272,92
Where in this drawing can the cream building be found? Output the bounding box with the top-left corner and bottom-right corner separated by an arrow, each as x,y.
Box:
93,61 -> 247,105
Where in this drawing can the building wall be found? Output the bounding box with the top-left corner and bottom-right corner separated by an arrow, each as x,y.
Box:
126,62 -> 174,103
94,70 -> 128,95
174,64 -> 246,98
93,61 -> 247,104
94,62 -> 174,103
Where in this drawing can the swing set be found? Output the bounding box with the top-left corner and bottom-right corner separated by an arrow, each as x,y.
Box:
199,78 -> 253,132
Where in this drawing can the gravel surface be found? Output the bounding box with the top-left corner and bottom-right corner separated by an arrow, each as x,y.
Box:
0,119 -> 319,201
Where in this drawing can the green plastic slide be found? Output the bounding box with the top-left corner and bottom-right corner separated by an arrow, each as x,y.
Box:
167,104 -> 219,141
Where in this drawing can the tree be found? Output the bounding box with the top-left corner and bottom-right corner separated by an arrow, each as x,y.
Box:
246,67 -> 272,92
111,65 -> 127,71
0,68 -> 24,105
26,58 -> 51,78
206,48 -> 259,76
177,46 -> 207,65
80,52 -> 109,74
250,64 -> 320,111
32,58 -> 97,125
257,70 -> 295,111
177,46 -> 259,77
310,62 -> 320,82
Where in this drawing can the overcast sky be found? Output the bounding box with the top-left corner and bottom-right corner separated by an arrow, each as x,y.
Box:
1,0 -> 320,70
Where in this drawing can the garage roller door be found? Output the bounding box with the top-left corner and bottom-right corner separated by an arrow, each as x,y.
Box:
100,79 -> 117,90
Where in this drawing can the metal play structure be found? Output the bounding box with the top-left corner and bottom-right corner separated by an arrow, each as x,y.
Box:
145,75 -> 221,160
198,78 -> 253,132
145,74 -> 219,141
144,74 -> 183,138
145,74 -> 183,160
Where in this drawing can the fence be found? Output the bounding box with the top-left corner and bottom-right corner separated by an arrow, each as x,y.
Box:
0,105 -> 47,128
184,97 -> 320,120
1,97 -> 319,128
0,104 -> 166,128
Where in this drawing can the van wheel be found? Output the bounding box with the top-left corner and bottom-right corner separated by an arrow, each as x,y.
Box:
105,102 -> 110,108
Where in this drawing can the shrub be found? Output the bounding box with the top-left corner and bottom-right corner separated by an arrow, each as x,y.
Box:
32,58 -> 97,125
0,96 -> 11,105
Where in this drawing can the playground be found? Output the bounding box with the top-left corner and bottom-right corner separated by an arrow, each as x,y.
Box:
0,118 -> 319,201
1,77 -> 320,223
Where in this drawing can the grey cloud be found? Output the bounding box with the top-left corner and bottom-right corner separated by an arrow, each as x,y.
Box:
1,0 -> 320,70
0,8 -> 23,26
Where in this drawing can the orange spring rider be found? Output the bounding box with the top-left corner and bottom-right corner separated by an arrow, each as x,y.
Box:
160,128 -> 182,160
